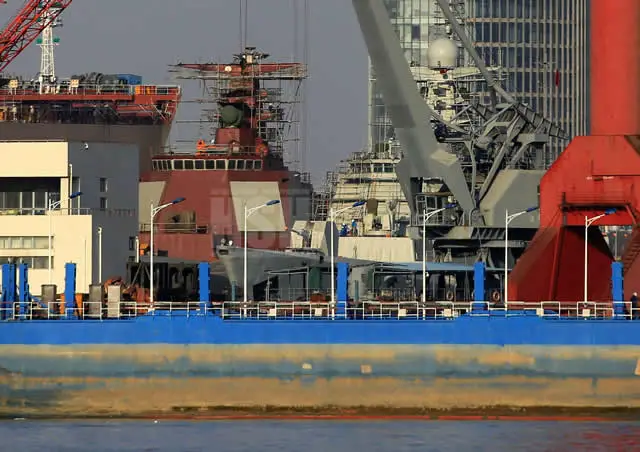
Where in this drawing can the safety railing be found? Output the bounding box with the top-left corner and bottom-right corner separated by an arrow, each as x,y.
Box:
0,84 -> 181,98
0,300 -> 636,322
263,289 -> 331,303
0,300 -> 203,321
139,223 -> 210,234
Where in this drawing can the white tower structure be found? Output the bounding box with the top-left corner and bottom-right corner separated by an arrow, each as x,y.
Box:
37,5 -> 63,93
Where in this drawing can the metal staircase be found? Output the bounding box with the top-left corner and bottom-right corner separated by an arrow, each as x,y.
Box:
622,226 -> 640,277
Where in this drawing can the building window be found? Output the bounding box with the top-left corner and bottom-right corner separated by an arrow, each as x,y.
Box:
0,256 -> 51,269
100,197 -> 108,210
411,25 -> 421,41
0,236 -> 50,249
32,257 -> 49,269
129,236 -> 136,251
99,177 -> 108,193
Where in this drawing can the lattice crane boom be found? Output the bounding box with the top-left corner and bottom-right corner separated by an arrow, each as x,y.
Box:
0,0 -> 72,73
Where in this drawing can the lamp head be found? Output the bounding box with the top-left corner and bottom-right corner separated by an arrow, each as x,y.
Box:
69,191 -> 83,199
604,208 -> 616,215
444,203 -> 457,209
171,197 -> 186,204
352,200 -> 366,208
266,199 -> 280,206
525,206 -> 539,213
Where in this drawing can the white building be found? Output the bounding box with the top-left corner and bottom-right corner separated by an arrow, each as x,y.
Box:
0,141 -> 139,295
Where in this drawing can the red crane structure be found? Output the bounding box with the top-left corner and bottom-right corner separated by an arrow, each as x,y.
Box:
0,0 -> 72,73
509,0 -> 640,303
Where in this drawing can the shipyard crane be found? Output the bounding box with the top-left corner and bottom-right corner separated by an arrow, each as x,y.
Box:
350,0 -> 567,267
0,0 -> 71,78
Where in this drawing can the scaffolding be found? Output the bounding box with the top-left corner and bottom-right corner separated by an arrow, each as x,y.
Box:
312,170 -> 337,222
169,50 -> 308,171
319,144 -> 410,235
368,0 -> 492,149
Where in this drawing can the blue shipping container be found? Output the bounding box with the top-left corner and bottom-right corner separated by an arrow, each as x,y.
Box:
116,74 -> 142,85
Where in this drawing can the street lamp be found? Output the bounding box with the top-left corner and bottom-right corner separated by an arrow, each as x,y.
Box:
97,226 -> 103,284
504,206 -> 538,309
584,208 -> 616,302
48,191 -> 82,284
150,197 -> 185,308
244,200 -> 280,303
421,203 -> 457,303
329,200 -> 366,309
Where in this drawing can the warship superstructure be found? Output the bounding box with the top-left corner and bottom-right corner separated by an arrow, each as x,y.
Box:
218,0 -> 569,299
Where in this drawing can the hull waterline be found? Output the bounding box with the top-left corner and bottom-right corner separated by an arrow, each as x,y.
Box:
1,315 -> 640,418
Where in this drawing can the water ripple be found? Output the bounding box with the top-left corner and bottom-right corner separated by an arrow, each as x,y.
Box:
1,419 -> 639,451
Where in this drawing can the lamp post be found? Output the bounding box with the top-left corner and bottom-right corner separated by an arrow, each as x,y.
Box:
150,197 -> 185,309
504,206 -> 538,309
421,203 -> 457,303
329,201 -> 366,308
97,226 -> 103,284
244,200 -> 281,304
48,191 -> 82,284
584,209 -> 616,302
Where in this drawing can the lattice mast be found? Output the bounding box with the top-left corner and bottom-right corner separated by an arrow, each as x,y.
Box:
37,2 -> 63,93
0,0 -> 71,74
170,48 -> 308,168
168,1 -> 310,172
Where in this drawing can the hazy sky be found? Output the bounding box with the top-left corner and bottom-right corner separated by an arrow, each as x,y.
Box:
1,0 -> 369,186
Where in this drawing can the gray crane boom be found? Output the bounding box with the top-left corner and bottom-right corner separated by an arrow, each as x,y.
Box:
351,0 -> 475,216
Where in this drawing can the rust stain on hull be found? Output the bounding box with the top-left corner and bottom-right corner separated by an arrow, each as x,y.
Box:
2,344 -> 639,366
0,344 -> 639,417
1,376 -> 640,418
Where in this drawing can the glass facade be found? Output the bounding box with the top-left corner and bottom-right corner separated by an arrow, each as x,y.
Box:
466,0 -> 589,164
369,0 -> 589,164
368,0 -> 446,148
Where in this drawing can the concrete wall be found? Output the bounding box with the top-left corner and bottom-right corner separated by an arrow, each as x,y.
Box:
67,142 -> 139,289
339,236 -> 414,262
67,141 -> 139,212
90,212 -> 137,286
0,212 -> 137,296
0,141 -> 70,177
0,214 -> 92,293
0,141 -> 139,294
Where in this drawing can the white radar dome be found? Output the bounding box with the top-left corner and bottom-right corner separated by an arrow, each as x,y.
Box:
427,39 -> 458,69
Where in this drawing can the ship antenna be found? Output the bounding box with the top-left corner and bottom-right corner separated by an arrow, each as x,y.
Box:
38,3 -> 64,94
239,0 -> 249,53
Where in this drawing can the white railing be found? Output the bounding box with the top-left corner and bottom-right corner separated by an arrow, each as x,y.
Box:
0,300 -> 635,322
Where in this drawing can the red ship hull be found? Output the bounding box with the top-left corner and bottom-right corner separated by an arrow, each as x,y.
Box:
138,47 -> 313,262
139,168 -> 312,262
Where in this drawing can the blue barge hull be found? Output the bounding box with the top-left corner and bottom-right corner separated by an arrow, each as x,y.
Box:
1,314 -> 640,417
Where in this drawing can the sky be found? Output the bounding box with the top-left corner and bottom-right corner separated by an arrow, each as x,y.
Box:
1,0 -> 369,186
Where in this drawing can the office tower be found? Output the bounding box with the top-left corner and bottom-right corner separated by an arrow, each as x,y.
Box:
465,0 -> 589,164
370,0 -> 589,165
368,0 -> 461,149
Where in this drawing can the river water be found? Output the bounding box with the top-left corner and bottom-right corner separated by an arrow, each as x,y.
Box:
3,420 -> 639,451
